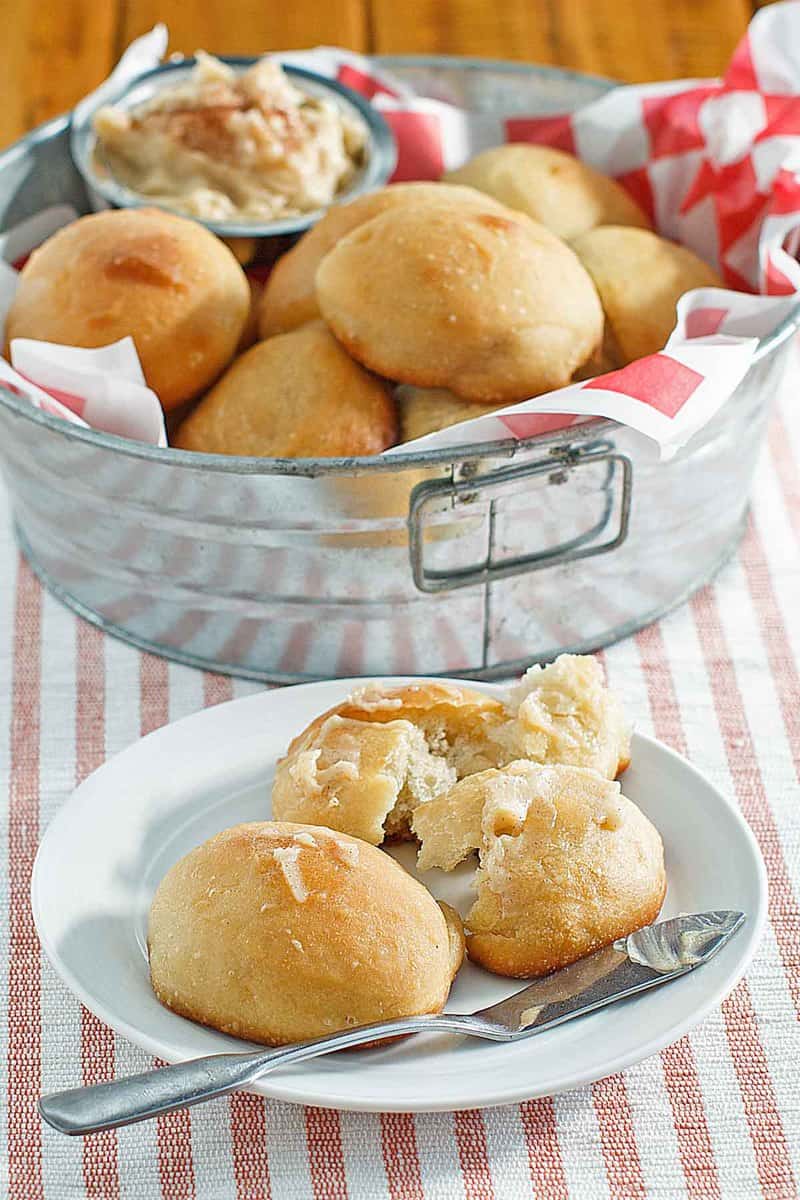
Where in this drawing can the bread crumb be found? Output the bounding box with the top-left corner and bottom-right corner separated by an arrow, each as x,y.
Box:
273,845 -> 309,902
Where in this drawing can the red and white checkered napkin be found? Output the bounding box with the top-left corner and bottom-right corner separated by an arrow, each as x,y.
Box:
4,4 -> 800,454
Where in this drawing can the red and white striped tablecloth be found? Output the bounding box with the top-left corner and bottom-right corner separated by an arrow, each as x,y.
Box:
1,383 -> 799,1199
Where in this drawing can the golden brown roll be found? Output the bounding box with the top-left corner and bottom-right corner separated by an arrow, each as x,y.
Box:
5,207 -> 250,411
272,682 -> 508,844
445,145 -> 651,240
571,226 -> 723,365
148,821 -> 465,1044
414,761 -> 665,978
397,386 -> 508,442
316,205 -> 604,403
497,653 -> 631,780
173,321 -> 397,457
259,182 -> 512,336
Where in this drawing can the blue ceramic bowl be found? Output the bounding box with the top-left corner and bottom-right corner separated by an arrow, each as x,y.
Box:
70,56 -> 398,241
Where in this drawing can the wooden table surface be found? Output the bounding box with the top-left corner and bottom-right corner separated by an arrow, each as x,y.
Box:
0,0 -> 774,150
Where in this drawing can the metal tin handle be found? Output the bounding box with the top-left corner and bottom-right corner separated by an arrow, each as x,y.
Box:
408,444 -> 633,594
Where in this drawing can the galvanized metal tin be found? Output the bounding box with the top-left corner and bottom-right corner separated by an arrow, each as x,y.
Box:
0,58 -> 798,682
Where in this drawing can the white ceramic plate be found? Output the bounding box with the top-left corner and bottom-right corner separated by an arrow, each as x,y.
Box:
32,678 -> 767,1112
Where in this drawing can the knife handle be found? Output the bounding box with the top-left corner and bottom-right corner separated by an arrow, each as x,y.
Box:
39,1011 -> 485,1135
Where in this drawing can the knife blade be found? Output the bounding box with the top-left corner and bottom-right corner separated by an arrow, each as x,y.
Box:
473,910 -> 746,1037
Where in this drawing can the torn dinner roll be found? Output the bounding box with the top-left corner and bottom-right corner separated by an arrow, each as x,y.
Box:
271,683 -> 508,844
414,762 -> 665,978
497,653 -> 631,779
272,658 -> 630,846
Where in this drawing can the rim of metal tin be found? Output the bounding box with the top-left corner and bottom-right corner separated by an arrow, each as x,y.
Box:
70,57 -> 398,240
374,53 -> 616,91
2,53 -> 800,476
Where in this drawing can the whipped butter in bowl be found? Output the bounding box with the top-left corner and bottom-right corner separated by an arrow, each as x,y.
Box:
71,53 -> 397,242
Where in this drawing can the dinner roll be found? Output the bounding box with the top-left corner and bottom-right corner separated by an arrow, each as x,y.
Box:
259,182 -> 512,336
497,653 -> 631,779
272,682 -> 508,844
445,144 -> 651,240
397,386 -> 508,442
173,321 -> 397,457
149,822 -> 465,1044
5,208 -> 250,411
316,206 -> 604,402
571,226 -> 723,365
414,762 -> 665,977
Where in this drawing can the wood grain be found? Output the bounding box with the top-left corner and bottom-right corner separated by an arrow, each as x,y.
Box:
0,0 -> 759,150
371,0 -> 558,64
118,0 -> 368,58
371,0 -> 753,81
0,0 -> 116,145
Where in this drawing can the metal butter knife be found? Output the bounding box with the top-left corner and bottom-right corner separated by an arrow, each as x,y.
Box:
39,909 -> 744,1136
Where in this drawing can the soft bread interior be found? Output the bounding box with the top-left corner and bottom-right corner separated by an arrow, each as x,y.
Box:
489,654 -> 631,778
306,684 -> 509,840
276,714 -> 458,844
414,759 -> 543,871
344,684 -> 505,778
382,724 -> 459,839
